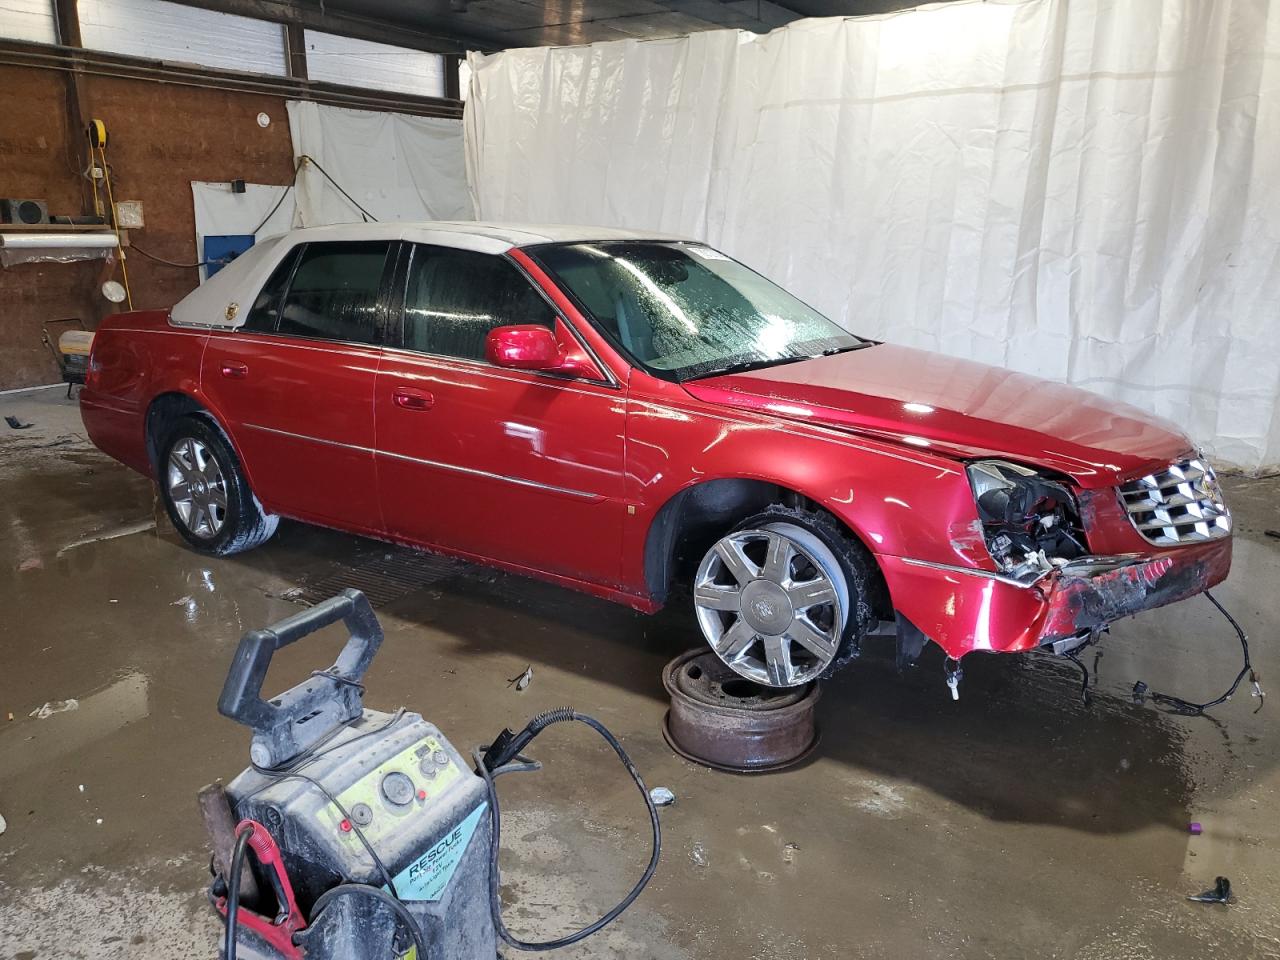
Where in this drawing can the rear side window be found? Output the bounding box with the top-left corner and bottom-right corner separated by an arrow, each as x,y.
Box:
276,241 -> 392,344
400,245 -> 555,361
243,246 -> 300,332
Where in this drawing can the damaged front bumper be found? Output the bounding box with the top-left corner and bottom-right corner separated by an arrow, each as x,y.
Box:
879,537 -> 1232,660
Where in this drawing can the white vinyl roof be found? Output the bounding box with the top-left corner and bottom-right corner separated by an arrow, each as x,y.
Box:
424,221 -> 689,247
170,220 -> 689,330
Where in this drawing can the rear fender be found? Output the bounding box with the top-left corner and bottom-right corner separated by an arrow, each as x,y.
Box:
82,312 -> 205,475
143,386 -> 266,505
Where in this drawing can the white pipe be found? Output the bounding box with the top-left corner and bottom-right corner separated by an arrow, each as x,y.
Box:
0,233 -> 119,249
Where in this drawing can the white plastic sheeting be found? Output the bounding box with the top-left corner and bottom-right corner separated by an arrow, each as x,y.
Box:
190,180 -> 297,283
287,101 -> 472,227
466,0 -> 1280,471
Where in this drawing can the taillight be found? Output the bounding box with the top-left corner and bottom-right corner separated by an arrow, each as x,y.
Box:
85,341 -> 102,388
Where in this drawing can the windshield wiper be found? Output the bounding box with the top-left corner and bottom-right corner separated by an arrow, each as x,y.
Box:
687,339 -> 876,381
687,354 -> 814,380
821,341 -> 877,356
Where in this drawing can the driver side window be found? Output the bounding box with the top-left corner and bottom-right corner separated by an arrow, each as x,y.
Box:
400,245 -> 555,362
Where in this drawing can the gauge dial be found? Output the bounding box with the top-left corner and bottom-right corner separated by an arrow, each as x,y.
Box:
381,771 -> 415,806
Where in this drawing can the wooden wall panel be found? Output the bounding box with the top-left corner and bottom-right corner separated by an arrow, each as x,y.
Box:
0,64 -> 294,388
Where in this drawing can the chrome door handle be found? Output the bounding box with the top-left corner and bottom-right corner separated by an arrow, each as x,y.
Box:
393,388 -> 434,411
220,361 -> 248,379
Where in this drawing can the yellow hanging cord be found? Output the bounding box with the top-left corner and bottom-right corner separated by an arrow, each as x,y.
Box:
86,119 -> 105,219
90,167 -> 102,220
97,142 -> 133,311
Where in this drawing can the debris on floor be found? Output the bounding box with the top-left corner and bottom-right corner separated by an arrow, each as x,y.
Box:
507,665 -> 533,691
29,698 -> 79,719
1187,877 -> 1232,904
4,415 -> 34,429
0,812 -> 6,835
689,841 -> 708,867
1264,529 -> 1280,540
783,842 -> 800,863
649,786 -> 675,806
265,586 -> 309,604
1188,822 -> 1202,835
55,519 -> 156,558
29,436 -> 76,449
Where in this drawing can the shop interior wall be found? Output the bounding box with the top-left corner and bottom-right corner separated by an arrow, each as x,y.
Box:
0,63 -> 294,389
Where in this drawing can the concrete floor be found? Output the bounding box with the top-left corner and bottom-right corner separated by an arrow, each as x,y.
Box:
2,383 -> 1279,960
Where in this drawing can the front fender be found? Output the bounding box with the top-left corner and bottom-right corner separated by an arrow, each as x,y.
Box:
623,377 -> 997,597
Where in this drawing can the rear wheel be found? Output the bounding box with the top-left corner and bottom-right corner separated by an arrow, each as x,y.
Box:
159,416 -> 277,555
693,506 -> 872,687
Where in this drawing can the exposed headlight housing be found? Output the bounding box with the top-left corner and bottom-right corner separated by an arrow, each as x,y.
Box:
966,460 -> 1088,581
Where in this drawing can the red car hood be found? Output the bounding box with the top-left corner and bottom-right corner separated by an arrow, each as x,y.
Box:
683,344 -> 1192,489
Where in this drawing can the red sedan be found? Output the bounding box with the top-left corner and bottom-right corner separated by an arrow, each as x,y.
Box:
81,223 -> 1231,692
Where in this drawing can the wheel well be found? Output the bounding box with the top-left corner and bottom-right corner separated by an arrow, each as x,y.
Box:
144,393 -> 207,475
643,479 -> 891,618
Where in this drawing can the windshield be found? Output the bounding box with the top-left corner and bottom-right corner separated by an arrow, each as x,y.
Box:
529,241 -> 866,381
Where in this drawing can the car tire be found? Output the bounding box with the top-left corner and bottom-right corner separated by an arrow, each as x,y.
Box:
158,415 -> 278,556
692,504 -> 875,687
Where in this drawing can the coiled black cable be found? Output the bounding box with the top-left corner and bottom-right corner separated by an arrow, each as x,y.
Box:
472,709 -> 662,951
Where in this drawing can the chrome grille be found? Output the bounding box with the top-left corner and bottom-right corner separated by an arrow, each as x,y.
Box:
1118,457 -> 1231,546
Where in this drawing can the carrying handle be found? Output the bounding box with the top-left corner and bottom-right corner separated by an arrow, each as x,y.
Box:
217,590 -> 382,763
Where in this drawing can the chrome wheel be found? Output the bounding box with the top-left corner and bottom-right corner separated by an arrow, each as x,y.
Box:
167,437 -> 228,539
694,522 -> 848,687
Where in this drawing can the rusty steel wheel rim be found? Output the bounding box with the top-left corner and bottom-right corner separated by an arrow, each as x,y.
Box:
662,649 -> 821,773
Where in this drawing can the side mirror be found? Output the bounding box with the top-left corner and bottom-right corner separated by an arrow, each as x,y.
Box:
485,325 -> 600,380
